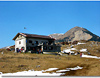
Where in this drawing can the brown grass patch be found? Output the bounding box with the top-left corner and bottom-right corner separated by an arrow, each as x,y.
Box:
0,48 -> 100,76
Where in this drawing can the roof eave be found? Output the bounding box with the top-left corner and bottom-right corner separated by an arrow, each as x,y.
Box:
13,33 -> 55,40
12,33 -> 19,40
26,36 -> 55,40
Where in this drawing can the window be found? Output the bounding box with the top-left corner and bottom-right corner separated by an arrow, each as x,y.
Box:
30,47 -> 33,50
41,41 -> 43,43
29,40 -> 32,43
43,42 -> 47,45
57,47 -> 59,50
43,42 -> 46,45
49,41 -> 53,45
20,35 -> 22,37
19,35 -> 21,37
32,43 -> 34,45
27,47 -> 33,50
33,47 -> 35,51
46,42 -> 48,44
27,47 -> 30,50
35,41 -> 38,44
43,46 -> 47,50
19,41 -> 21,44
49,46 -> 53,50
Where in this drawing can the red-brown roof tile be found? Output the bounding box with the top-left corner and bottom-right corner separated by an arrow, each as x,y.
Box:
13,33 -> 55,40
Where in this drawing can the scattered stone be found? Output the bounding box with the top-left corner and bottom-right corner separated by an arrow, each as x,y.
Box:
88,52 -> 91,55
85,59 -> 88,61
0,72 -> 2,74
55,57 -> 59,59
2,66 -> 4,68
1,52 -> 4,54
36,65 -> 40,68
91,42 -> 94,44
58,53 -> 62,56
31,69 -> 34,71
67,57 -> 70,60
96,50 -> 98,52
70,45 -> 73,48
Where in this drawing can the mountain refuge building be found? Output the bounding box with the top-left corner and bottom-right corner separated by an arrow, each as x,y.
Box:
13,33 -> 61,53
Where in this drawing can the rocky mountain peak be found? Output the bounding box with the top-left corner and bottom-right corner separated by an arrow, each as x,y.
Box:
50,26 -> 100,42
49,33 -> 64,40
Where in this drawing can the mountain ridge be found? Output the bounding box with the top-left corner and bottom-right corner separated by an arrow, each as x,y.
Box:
49,26 -> 100,42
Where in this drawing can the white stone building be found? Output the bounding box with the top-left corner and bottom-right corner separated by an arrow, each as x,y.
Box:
13,33 -> 61,53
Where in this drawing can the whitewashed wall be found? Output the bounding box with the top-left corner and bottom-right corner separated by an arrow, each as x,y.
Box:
15,35 -> 26,52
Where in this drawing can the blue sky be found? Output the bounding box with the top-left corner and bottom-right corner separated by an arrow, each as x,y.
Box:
0,1 -> 100,48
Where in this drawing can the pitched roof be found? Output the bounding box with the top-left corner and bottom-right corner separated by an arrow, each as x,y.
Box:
13,33 -> 55,40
